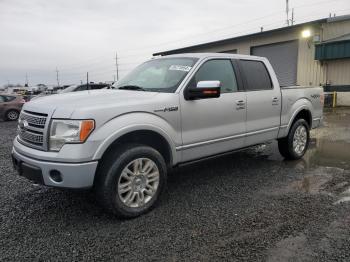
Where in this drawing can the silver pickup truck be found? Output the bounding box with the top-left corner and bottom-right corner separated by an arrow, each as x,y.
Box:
12,53 -> 323,217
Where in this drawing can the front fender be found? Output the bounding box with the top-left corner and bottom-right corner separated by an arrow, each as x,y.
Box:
90,112 -> 181,165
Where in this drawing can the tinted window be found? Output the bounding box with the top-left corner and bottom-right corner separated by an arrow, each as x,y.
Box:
240,60 -> 272,91
5,96 -> 16,102
0,96 -> 5,103
75,85 -> 87,91
191,59 -> 238,93
90,84 -> 107,90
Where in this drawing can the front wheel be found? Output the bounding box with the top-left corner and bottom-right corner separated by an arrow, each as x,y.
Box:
95,144 -> 167,218
5,110 -> 19,121
278,119 -> 310,160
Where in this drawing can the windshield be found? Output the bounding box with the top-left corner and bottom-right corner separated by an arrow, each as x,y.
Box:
114,57 -> 198,93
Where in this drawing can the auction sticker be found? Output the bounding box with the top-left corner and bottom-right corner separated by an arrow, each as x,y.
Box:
169,65 -> 192,72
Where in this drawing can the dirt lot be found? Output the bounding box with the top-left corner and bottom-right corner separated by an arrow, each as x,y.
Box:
0,108 -> 350,261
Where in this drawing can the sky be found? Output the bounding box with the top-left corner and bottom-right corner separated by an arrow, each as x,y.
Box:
0,0 -> 349,87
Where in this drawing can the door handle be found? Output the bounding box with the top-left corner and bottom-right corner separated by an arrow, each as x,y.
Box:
236,100 -> 245,110
272,97 -> 279,105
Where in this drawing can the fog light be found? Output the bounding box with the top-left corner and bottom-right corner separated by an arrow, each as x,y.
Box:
49,170 -> 63,183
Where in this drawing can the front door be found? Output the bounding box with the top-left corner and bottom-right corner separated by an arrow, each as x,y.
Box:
179,58 -> 246,162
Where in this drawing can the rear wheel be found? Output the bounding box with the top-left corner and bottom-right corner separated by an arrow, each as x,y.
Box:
278,119 -> 310,160
95,144 -> 167,218
5,110 -> 19,121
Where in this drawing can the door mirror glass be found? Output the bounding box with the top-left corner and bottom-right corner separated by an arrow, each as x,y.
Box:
185,81 -> 221,100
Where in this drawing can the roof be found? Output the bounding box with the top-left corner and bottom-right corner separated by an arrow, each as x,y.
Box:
322,33 -> 350,43
153,15 -> 350,56
152,52 -> 261,60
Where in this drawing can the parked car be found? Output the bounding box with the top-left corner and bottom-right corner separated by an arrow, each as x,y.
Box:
11,53 -> 323,218
59,83 -> 110,93
0,94 -> 25,121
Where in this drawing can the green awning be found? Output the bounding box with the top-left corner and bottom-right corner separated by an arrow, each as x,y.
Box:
315,39 -> 350,61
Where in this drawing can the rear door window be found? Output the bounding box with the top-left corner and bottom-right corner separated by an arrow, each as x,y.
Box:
239,60 -> 272,91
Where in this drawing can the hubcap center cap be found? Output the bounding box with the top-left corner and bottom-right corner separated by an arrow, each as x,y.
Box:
133,175 -> 146,191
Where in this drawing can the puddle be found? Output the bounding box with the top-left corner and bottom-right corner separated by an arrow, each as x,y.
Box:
289,174 -> 332,194
303,138 -> 350,170
279,166 -> 350,205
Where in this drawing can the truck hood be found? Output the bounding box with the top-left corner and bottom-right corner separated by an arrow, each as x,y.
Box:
24,89 -> 160,118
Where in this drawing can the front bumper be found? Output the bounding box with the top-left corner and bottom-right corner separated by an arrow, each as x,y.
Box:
12,147 -> 98,189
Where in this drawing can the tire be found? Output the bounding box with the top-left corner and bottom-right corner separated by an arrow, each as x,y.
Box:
5,110 -> 19,121
94,144 -> 167,218
278,119 -> 310,160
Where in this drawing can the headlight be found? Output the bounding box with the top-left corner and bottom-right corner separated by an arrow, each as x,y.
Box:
49,119 -> 95,151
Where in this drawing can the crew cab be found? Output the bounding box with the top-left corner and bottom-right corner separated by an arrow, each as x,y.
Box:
12,53 -> 323,218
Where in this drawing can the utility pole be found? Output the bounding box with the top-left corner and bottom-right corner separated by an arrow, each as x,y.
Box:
291,8 -> 295,25
286,0 -> 290,26
115,51 -> 119,81
55,67 -> 60,87
25,73 -> 29,87
86,72 -> 89,90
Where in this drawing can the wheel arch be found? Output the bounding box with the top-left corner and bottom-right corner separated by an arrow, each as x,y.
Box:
287,107 -> 312,132
99,129 -> 173,165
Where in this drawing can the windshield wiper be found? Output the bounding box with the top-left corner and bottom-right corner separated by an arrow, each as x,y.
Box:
117,85 -> 146,91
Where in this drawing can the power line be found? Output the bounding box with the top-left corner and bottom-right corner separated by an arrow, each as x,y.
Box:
49,0 -> 348,74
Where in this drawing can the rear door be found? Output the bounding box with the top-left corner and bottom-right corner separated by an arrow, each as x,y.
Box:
238,59 -> 281,146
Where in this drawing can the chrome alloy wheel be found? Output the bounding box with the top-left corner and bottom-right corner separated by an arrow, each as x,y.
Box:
7,111 -> 19,120
293,125 -> 307,155
117,158 -> 160,208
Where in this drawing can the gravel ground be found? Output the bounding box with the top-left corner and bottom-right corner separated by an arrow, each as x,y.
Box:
1,108 -> 350,261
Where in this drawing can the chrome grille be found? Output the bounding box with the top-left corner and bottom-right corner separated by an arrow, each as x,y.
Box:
18,110 -> 48,149
18,129 -> 44,144
20,112 -> 46,127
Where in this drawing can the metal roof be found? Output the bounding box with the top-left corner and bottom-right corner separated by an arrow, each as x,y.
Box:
322,33 -> 350,43
153,16 -> 342,56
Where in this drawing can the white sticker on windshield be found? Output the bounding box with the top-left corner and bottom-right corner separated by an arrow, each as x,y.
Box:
169,65 -> 192,72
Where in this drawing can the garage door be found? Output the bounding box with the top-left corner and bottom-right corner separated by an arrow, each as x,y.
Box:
251,40 -> 298,87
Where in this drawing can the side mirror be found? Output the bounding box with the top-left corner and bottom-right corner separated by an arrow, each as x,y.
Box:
185,81 -> 221,100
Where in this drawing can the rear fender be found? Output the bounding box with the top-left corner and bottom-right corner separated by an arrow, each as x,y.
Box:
278,98 -> 313,138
